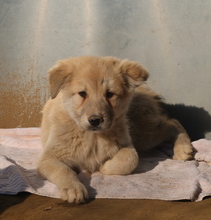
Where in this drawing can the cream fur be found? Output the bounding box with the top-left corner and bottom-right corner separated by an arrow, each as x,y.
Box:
37,56 -> 193,204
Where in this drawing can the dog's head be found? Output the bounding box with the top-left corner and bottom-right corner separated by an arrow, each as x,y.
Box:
48,56 -> 149,131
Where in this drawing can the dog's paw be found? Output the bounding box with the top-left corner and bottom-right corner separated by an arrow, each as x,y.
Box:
173,144 -> 194,161
60,182 -> 89,204
99,147 -> 138,175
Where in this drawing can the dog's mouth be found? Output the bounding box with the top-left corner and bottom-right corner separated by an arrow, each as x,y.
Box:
89,126 -> 103,132
84,121 -> 113,132
86,124 -> 110,132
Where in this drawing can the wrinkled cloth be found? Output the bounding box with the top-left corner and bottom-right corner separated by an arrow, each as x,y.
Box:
0,128 -> 211,201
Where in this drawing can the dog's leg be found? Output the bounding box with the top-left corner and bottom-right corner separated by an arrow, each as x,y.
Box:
99,147 -> 138,175
167,119 -> 193,160
173,132 -> 193,160
37,157 -> 88,203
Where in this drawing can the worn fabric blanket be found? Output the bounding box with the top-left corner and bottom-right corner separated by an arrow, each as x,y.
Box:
0,128 -> 211,202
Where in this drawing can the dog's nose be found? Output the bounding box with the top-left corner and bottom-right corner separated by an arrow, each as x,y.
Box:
88,115 -> 104,127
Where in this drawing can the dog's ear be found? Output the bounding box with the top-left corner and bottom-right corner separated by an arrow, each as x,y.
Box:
48,60 -> 73,99
120,59 -> 149,88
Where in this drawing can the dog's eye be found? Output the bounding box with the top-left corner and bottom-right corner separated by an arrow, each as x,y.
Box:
106,91 -> 114,99
78,91 -> 87,98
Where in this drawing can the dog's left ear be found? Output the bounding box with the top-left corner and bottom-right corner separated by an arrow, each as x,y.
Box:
120,59 -> 149,88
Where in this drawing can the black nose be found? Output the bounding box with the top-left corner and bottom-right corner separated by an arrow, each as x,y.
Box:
88,115 -> 104,127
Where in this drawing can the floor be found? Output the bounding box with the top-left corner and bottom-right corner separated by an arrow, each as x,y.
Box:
1,193 -> 211,220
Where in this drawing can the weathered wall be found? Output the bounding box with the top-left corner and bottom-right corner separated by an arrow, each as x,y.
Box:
0,0 -> 211,128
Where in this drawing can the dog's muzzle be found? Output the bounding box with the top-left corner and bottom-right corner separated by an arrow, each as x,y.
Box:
88,115 -> 104,127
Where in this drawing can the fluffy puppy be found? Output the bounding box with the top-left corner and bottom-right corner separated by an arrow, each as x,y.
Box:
37,56 -> 193,203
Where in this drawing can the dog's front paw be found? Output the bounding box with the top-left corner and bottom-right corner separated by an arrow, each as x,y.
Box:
173,144 -> 193,161
99,147 -> 138,175
60,182 -> 89,204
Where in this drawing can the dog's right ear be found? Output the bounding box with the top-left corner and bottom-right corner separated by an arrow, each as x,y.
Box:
48,60 -> 73,99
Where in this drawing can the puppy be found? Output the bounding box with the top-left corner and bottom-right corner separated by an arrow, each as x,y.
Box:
37,56 -> 193,203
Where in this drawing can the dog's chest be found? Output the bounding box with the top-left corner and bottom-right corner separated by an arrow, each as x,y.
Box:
77,133 -> 119,172
60,132 -> 119,172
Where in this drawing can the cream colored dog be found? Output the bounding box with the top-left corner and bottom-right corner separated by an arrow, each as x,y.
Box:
37,56 -> 193,204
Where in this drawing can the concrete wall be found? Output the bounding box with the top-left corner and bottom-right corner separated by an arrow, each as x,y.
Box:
1,0 -> 211,129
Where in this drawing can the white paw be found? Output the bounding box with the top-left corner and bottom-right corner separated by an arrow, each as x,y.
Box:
173,144 -> 193,160
99,147 -> 138,175
60,182 -> 88,204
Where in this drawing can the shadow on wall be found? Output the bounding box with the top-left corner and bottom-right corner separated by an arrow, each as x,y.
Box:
163,104 -> 211,141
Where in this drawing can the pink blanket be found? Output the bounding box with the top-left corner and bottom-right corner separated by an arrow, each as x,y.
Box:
1,128 -> 211,201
